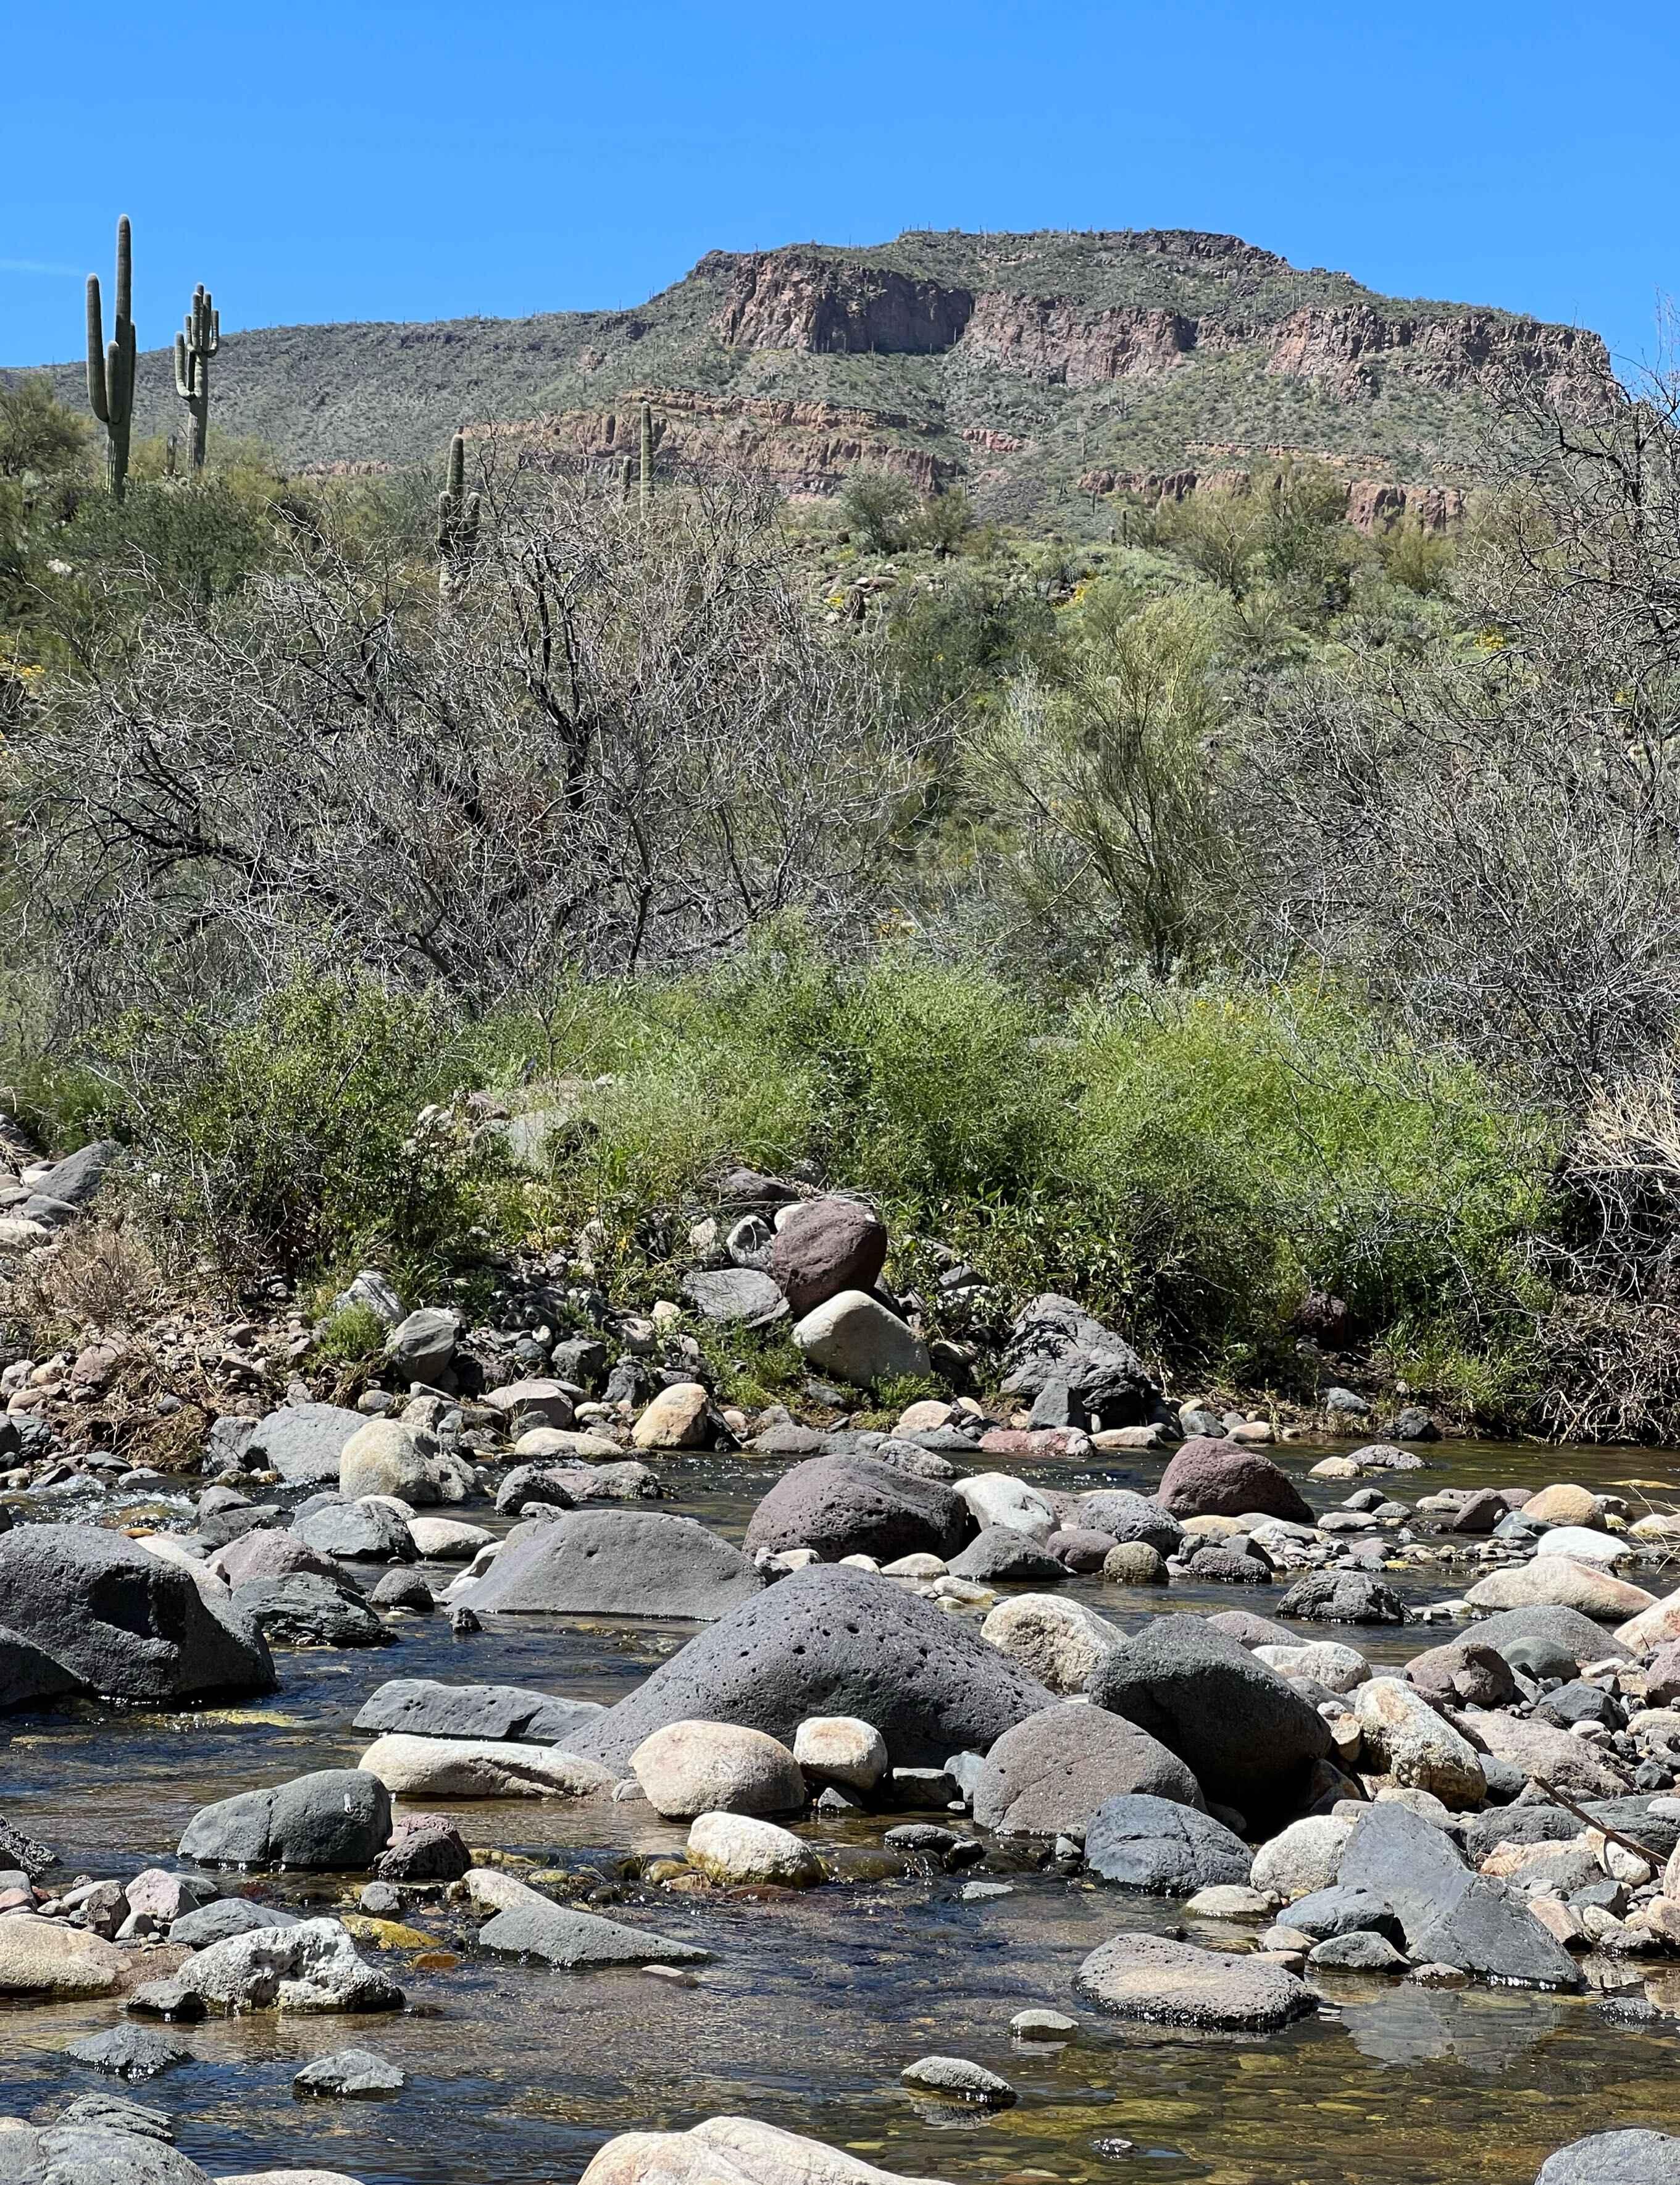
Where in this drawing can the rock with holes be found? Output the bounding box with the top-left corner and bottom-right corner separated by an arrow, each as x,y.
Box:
743,1456 -> 971,1564
128,1918 -> 404,2016
564,1563 -> 1055,1771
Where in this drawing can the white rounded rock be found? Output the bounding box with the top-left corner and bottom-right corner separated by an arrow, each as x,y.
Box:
631,1720 -> 805,1819
980,1593 -> 1125,1693
687,1810 -> 824,1887
792,1715 -> 888,1792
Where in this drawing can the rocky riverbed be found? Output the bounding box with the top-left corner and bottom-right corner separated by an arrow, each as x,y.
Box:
4,1157 -> 1680,2181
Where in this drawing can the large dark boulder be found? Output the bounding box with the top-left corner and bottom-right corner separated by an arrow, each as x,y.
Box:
564,1562 -> 1054,1771
0,1628 -> 85,1713
1000,1293 -> 1156,1407
972,1704 -> 1200,1836
1087,1614 -> 1330,1820
1073,1931 -> 1314,2032
1083,1794 -> 1252,1893
742,1455 -> 972,1564
30,1139 -> 122,1209
0,1525 -> 274,1703
1027,1346 -> 1160,1433
1466,1604 -> 1632,1668
177,1769 -> 391,1871
1335,1799 -> 1472,1944
947,1527 -> 1066,1584
1411,1874 -> 1584,1990
352,1678 -> 604,1745
462,1510 -> 761,1621
769,1197 -> 888,1318
1156,1438 -> 1314,1524
291,1498 -> 415,1562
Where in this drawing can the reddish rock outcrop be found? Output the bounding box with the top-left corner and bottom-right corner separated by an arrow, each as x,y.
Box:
1264,306 -> 1613,416
716,248 -> 974,354
960,295 -> 1198,386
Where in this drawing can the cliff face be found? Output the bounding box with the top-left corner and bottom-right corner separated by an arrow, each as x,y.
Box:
47,225 -> 1619,529
716,250 -> 973,354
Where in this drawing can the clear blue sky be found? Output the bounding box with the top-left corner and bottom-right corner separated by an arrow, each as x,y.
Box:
4,1 -> 1673,376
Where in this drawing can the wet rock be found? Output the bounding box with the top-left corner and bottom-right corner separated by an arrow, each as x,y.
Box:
1336,1801 -> 1473,1943
578,2118 -> 950,2185
743,1456 -> 971,1564
0,1524 -> 274,1703
948,1527 -> 1064,1585
900,2055 -> 1016,2107
129,1917 -> 404,2016
632,1721 -> 805,1818
293,2047 -> 406,2098
178,1769 -> 393,1871
1187,1545 -> 1274,1585
1073,1929 -> 1315,2032
1308,1930 -> 1408,1973
464,1510 -> 762,1621
65,2026 -> 192,2079
1083,1794 -> 1252,1893
0,1627 -> 85,1713
406,1516 -> 494,1561
475,1882 -> 709,1969
1087,1613 -> 1331,1821
494,1467 -> 578,1516
231,1574 -> 391,1650
1276,1572 -> 1407,1624
1010,2007 -> 1079,2040
792,1291 -> 931,1390
373,1814 -> 471,1883
357,1735 -> 612,1799
687,1810 -> 823,1886
565,1564 -> 1055,1771
973,1703 -> 1200,1836
291,1498 -> 416,1564
1410,1874 -> 1584,1989
1285,1884 -> 1403,1943
770,1199 -> 888,1319
979,1594 -> 1124,1692
1156,1439 -> 1313,1525
353,1679 -> 604,1746
1046,1527 -> 1121,1574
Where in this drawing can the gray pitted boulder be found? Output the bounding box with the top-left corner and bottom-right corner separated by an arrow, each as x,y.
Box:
769,1197 -> 888,1319
1536,2134 -> 1680,2184
177,1769 -> 392,1871
564,1563 -> 1055,1771
291,1497 -> 416,1563
0,2105 -> 211,2184
0,1525 -> 274,1704
1027,1344 -> 1161,1432
1087,1614 -> 1331,1821
1000,1294 -> 1159,1414
1084,1793 -> 1252,1892
1074,1491 -> 1184,1558
229,1574 -> 390,1650
742,1454 -> 972,1564
1275,1571 -> 1407,1624
352,1678 -> 604,1745
243,1401 -> 367,1487
462,1510 -> 762,1621
1156,1438 -> 1314,1524
972,1704 -> 1201,1836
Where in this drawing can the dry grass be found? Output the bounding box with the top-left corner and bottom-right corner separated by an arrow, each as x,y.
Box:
6,1214 -> 165,1346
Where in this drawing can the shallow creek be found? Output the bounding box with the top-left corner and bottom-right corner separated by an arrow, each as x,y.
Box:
4,1438 -> 1680,2184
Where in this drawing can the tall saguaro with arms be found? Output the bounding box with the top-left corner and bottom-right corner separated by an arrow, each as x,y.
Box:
174,283 -> 221,471
85,216 -> 136,500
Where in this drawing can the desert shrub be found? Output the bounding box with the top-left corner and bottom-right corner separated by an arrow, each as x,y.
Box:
840,469 -> 919,554
314,1299 -> 388,1364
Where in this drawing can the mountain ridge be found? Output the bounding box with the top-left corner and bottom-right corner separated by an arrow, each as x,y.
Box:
35,227 -> 1616,526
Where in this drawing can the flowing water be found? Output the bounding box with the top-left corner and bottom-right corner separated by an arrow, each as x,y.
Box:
5,1438 -> 1680,2183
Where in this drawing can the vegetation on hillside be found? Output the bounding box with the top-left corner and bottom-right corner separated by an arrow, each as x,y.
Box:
5,337 -> 1680,1439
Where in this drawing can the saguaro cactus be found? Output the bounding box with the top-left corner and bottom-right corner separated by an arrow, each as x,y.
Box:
437,430 -> 480,600
173,283 -> 221,470
86,216 -> 136,500
638,399 -> 654,511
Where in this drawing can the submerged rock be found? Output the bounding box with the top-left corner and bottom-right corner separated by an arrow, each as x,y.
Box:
1073,1930 -> 1315,2032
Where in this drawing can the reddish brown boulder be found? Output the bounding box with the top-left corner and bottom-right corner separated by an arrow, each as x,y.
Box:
1156,1438 -> 1313,1525
769,1197 -> 888,1318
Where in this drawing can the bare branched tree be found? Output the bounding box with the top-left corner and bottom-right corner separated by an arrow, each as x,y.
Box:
5,454 -> 924,1025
